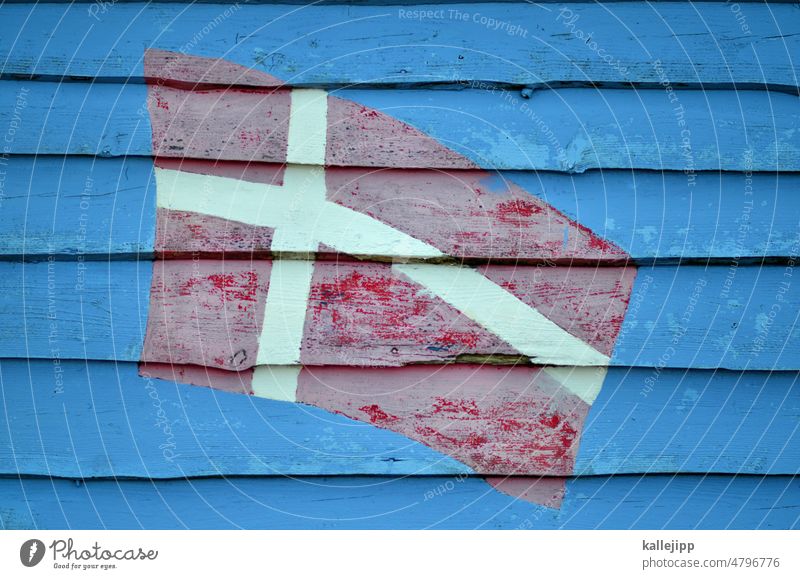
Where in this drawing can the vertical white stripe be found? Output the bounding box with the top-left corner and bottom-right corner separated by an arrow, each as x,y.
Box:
252,365 -> 300,402
393,263 -> 610,367
285,89 -> 328,165
270,166 -> 327,253
256,260 -> 315,365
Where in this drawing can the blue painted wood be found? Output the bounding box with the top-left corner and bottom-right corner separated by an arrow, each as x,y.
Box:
0,261 -> 151,362
2,261 -> 799,370
1,360 -> 798,477
2,81 -> 798,171
0,156 -> 155,259
577,368 -> 800,475
0,82 -> 151,158
612,265 -> 800,370
0,359 -> 471,478
1,1 -> 787,4
344,87 -> 800,172
1,3 -> 798,90
1,475 -> 798,529
4,156 -> 799,262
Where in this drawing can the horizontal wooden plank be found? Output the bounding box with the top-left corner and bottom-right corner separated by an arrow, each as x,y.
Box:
0,260 -> 151,362
2,3 -> 798,90
1,360 -> 797,478
2,1 -> 788,4
2,474 -> 798,529
0,359 -> 467,478
0,156 -> 155,258
2,81 -> 798,170
2,260 -> 799,370
612,264 -> 800,370
5,157 -> 799,262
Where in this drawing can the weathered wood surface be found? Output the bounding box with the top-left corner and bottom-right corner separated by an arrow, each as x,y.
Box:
142,260 -> 633,368
2,474 -> 798,529
2,3 -> 798,90
612,264 -> 800,370
3,260 -> 800,370
0,260 -> 151,362
1,360 -> 798,478
1,0 -> 789,4
150,159 -> 629,263
5,157 -> 799,262
0,156 -> 156,259
1,1 -> 788,4
2,81 -> 798,171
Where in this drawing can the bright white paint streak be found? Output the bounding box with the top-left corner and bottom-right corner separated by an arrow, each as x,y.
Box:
252,365 -> 300,402
256,260 -> 315,365
286,89 -> 328,165
155,167 -> 444,258
393,263 -> 610,367
543,366 -> 607,405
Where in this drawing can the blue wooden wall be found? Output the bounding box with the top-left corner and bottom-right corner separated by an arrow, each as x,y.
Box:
1,0 -> 799,529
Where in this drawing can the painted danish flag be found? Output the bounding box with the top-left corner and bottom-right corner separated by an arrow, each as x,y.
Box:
141,51 -> 637,489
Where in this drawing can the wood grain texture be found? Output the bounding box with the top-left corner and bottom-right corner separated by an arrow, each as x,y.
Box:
2,3 -> 798,90
2,81 -> 798,171
0,156 -> 156,259
293,365 -> 596,475
612,264 -> 800,370
4,260 -> 800,370
1,360 -> 798,478
5,157 -> 800,263
0,260 -> 151,362
2,475 -> 798,529
141,259 -> 272,371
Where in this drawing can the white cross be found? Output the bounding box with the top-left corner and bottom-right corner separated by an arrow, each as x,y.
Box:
155,89 -> 610,400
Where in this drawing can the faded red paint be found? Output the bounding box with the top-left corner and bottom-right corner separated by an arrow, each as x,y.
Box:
141,260 -> 271,371
485,476 -> 567,509
493,198 -> 542,223
139,362 -> 254,395
297,364 -> 591,475
301,262 -> 517,366
140,259 -> 634,368
155,207 -> 276,258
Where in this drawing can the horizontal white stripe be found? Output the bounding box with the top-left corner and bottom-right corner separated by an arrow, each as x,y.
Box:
542,366 -> 607,405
